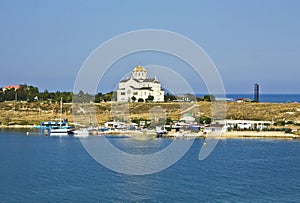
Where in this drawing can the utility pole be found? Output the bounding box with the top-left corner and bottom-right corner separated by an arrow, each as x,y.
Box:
14,92 -> 17,114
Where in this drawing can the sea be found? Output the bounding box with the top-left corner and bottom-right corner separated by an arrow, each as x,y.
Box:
0,129 -> 300,202
197,93 -> 300,103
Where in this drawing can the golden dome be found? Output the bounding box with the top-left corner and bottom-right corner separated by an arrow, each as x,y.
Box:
133,65 -> 147,72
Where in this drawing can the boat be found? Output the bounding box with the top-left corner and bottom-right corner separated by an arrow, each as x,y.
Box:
34,119 -> 72,130
73,129 -> 89,137
48,98 -> 73,136
156,126 -> 167,137
49,128 -> 69,136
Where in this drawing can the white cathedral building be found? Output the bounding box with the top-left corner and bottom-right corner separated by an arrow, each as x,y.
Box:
116,65 -> 164,102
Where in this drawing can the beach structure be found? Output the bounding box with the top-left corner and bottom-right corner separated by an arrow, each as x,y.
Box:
223,119 -> 272,130
203,119 -> 272,134
203,123 -> 226,133
104,121 -> 128,129
116,65 -> 164,102
236,98 -> 251,103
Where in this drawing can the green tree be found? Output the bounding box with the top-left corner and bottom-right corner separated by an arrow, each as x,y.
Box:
4,88 -> 15,101
0,89 -> 4,102
103,91 -> 113,102
95,92 -> 103,103
131,96 -> 136,102
73,90 -> 94,103
202,95 -> 216,102
39,89 -> 49,101
166,117 -> 173,124
183,93 -> 197,101
16,85 -> 28,101
146,95 -> 154,102
195,116 -> 212,124
164,93 -> 177,101
138,98 -> 144,102
26,85 -> 39,102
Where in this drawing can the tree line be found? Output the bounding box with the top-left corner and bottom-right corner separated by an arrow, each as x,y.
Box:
0,84 -> 114,103
0,84 -> 216,103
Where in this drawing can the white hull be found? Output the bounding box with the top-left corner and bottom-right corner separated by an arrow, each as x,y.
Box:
73,130 -> 89,137
49,128 -> 70,136
50,132 -> 68,136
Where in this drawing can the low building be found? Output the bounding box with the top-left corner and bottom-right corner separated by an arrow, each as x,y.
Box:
2,85 -> 21,92
236,98 -> 252,103
104,121 -> 127,129
224,119 -> 272,130
203,124 -> 227,133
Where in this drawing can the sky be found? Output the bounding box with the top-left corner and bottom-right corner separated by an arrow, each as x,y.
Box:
0,0 -> 300,94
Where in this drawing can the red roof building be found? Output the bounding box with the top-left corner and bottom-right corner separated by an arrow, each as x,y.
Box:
2,85 -> 21,91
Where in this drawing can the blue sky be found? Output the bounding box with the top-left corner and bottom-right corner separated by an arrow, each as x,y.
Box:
0,0 -> 300,94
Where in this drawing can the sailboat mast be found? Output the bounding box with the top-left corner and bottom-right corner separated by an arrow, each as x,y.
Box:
60,97 -> 62,127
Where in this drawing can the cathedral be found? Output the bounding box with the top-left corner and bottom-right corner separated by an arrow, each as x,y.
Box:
116,65 -> 164,102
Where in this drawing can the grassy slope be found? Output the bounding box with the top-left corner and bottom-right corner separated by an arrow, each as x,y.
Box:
1,101 -> 300,127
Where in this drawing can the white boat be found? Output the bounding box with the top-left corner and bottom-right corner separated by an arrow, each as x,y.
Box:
50,132 -> 69,136
50,128 -> 69,133
73,129 -> 89,137
34,119 -> 72,130
49,98 -> 73,136
156,126 -> 167,137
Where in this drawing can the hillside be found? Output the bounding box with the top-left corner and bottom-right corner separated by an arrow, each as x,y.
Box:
1,101 -> 300,128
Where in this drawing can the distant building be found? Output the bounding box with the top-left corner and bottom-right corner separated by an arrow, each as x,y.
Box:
236,98 -> 251,103
179,113 -> 196,124
2,85 -> 21,92
224,119 -> 271,130
203,124 -> 227,133
116,65 -> 164,102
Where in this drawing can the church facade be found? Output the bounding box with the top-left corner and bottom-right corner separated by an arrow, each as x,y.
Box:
116,65 -> 164,102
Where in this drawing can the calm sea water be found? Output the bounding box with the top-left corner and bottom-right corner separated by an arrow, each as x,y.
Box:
0,129 -> 300,202
226,94 -> 300,103
197,94 -> 300,103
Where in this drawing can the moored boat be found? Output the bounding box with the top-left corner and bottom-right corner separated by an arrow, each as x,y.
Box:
73,129 -> 89,137
47,98 -> 73,136
49,127 -> 74,136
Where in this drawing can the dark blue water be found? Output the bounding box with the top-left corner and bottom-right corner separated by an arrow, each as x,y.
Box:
197,94 -> 300,103
227,94 -> 300,103
1,130 -> 300,202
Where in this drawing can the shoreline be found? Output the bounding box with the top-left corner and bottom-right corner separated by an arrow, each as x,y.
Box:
163,131 -> 299,139
1,125 -> 299,139
0,125 -> 34,129
221,131 -> 298,139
